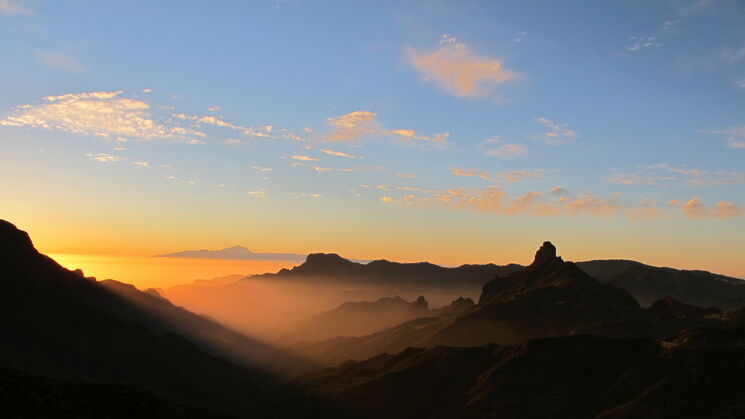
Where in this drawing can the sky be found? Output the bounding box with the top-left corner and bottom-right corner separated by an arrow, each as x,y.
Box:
1,0 -> 745,280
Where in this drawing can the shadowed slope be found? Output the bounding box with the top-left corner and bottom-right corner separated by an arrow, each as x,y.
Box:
0,220 -> 286,416
278,327 -> 745,418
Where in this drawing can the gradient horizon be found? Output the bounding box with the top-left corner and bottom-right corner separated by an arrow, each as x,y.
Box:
2,0 -> 744,285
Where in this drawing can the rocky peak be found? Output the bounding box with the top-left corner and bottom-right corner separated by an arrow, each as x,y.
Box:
531,241 -> 559,268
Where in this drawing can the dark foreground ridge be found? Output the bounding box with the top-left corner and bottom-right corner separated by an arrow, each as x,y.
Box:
0,219 -> 313,418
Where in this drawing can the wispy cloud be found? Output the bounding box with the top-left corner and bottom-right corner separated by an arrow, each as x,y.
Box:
624,36 -> 663,52
34,50 -> 87,74
320,149 -> 358,158
0,91 -> 205,143
85,152 -> 121,163
484,142 -> 527,158
131,161 -> 149,167
291,155 -> 319,162
406,34 -> 517,100
247,189 -> 267,199
535,117 -> 577,144
608,163 -> 745,187
394,172 -> 417,179
321,110 -> 448,144
450,167 -> 543,183
0,0 -> 32,15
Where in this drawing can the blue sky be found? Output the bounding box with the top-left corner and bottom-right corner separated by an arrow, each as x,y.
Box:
1,0 -> 744,276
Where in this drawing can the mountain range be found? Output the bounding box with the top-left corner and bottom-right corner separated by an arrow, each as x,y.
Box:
4,218 -> 745,418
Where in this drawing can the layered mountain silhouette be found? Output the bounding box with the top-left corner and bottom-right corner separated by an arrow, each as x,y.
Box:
251,252 -> 523,288
158,245 -> 305,261
0,220 -> 307,417
577,259 -> 745,309
284,242 -> 735,367
245,248 -> 743,309
279,295 -> 474,344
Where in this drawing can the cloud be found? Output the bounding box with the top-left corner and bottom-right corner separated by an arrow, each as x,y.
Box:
0,91 -> 204,143
535,117 -> 577,144
0,0 -> 32,15
608,163 -> 744,187
207,105 -> 221,111
247,189 -> 267,199
172,113 -> 275,138
703,125 -> 745,149
321,110 -> 448,144
722,46 -> 745,62
323,110 -> 379,142
381,184 -> 741,221
85,152 -> 121,163
406,34 -> 517,100
395,173 -> 417,179
670,197 -> 743,219
624,36 -> 663,52
450,167 -> 492,181
250,166 -> 272,172
449,167 -> 542,183
310,166 -> 355,173
291,155 -> 319,161
484,143 -> 527,158
727,137 -> 745,148
131,161 -> 149,167
321,149 -> 358,158
389,129 -> 449,143
34,50 -> 87,74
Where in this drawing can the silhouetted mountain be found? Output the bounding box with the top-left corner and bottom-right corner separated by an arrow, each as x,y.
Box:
0,220 -> 293,416
252,252 -> 523,288
577,259 -> 745,309
158,245 -> 305,261
287,242 -> 648,365
278,296 -> 434,344
278,327 -> 745,418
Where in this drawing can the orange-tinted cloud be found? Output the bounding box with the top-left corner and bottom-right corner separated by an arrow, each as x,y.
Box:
407,35 -> 517,99
670,197 -> 743,219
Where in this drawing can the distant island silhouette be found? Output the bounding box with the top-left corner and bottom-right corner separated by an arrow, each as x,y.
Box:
157,245 -> 306,261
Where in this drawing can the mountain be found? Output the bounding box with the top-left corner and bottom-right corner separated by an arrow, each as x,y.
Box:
284,242 -> 726,367
277,327 -> 745,418
158,245 -> 305,261
251,252 -> 523,288
0,219 -> 297,416
278,296 -> 432,344
576,259 -> 745,310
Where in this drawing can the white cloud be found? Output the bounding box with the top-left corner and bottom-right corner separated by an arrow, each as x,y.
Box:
406,34 -> 517,100
85,152 -> 121,163
131,161 -> 149,167
291,155 -> 319,161
34,50 -> 87,74
321,149 -> 358,158
0,91 -> 205,143
625,36 -> 663,52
